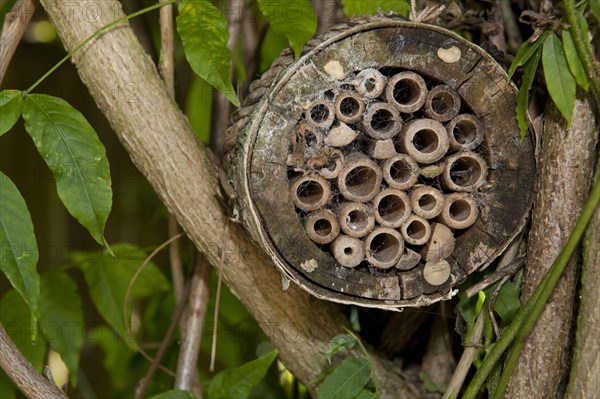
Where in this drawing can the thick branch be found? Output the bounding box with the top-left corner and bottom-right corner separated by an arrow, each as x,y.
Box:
0,323 -> 67,399
506,94 -> 598,398
0,0 -> 35,83
566,159 -> 600,398
38,1 -> 415,397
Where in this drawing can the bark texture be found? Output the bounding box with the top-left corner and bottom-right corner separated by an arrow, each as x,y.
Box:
37,1 -> 416,397
0,324 -> 67,399
566,164 -> 600,399
506,95 -> 598,398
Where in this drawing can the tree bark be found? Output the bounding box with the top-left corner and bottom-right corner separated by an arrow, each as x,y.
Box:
37,1 -> 416,397
566,158 -> 600,398
506,94 -> 598,398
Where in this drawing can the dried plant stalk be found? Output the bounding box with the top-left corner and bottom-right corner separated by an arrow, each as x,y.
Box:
331,234 -> 365,268
401,215 -> 432,245
441,193 -> 479,230
365,227 -> 405,269
304,209 -> 340,244
446,114 -> 483,151
399,119 -> 449,164
382,154 -> 420,190
373,189 -> 412,228
385,71 -> 428,113
442,151 -> 488,192
424,84 -> 461,121
411,186 -> 444,219
337,202 -> 375,238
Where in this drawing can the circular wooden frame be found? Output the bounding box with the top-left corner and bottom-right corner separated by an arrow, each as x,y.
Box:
223,18 -> 535,309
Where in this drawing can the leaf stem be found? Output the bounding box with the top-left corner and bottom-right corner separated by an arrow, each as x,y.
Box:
563,0 -> 600,101
24,0 -> 177,94
463,167 -> 600,399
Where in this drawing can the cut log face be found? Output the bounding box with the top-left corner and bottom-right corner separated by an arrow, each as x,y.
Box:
223,17 -> 535,309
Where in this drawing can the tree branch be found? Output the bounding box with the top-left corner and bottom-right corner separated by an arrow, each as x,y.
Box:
505,93 -> 598,398
37,1 -> 416,397
0,323 -> 67,399
0,0 -> 35,84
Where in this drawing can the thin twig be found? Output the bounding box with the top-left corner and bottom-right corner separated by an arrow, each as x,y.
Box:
123,234 -> 184,379
0,323 -> 68,399
168,216 -> 185,306
210,0 -> 243,159
465,257 -> 525,298
0,0 -> 35,84
158,0 -> 175,98
209,221 -> 230,372
175,255 -> 212,394
135,280 -> 192,399
463,170 -> 600,399
442,310 -> 486,399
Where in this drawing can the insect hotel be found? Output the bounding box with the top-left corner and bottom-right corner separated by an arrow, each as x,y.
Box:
222,16 -> 535,309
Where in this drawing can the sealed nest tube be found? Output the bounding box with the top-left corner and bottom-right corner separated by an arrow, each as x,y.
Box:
222,16 -> 535,309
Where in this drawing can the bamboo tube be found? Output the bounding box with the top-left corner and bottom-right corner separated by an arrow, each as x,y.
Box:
331,234 -> 365,268
337,202 -> 375,238
411,186 -> 444,219
421,223 -> 455,262
365,227 -> 405,269
337,154 -> 383,202
305,99 -> 335,129
355,68 -> 387,99
370,138 -> 397,160
325,122 -> 357,147
382,154 -> 419,190
441,193 -> 479,230
446,114 -> 483,151
401,215 -> 432,246
362,102 -> 402,140
304,209 -> 340,244
424,85 -> 461,121
395,248 -> 422,271
335,92 -> 365,124
423,260 -> 451,286
373,189 -> 412,228
399,119 -> 449,164
442,151 -> 488,192
290,175 -> 332,211
385,71 -> 428,113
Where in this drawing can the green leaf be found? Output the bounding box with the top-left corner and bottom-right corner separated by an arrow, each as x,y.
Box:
77,243 -> 170,342
493,281 -> 520,324
516,48 -> 541,139
317,357 -> 371,399
342,0 -> 410,18
353,389 -> 378,399
185,76 -> 213,143
542,34 -> 576,126
0,290 -> 48,370
38,272 -> 84,386
177,0 -> 239,106
508,32 -> 548,79
208,349 -> 278,399
0,90 -> 23,136
149,390 -> 196,399
0,172 -> 39,319
562,30 -> 589,91
22,94 -> 112,247
91,326 -> 137,389
0,371 -> 16,399
326,334 -> 357,363
591,0 -> 600,23
257,0 -> 317,59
